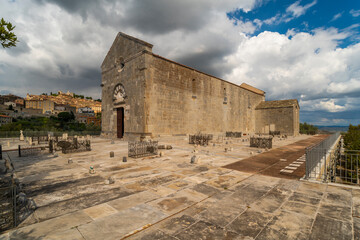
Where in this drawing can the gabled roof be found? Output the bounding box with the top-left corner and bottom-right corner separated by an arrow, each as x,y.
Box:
240,83 -> 265,96
256,99 -> 299,109
117,32 -> 153,48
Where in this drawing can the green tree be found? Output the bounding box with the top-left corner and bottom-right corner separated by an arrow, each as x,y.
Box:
0,18 -> 18,48
300,122 -> 318,135
58,112 -> 75,122
343,124 -> 360,150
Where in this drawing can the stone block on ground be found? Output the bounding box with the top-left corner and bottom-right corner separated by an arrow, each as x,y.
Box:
190,155 -> 200,164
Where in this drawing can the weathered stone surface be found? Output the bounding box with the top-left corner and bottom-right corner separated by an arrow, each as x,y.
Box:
157,214 -> 197,235
78,204 -> 167,240
226,210 -> 272,238
288,192 -> 322,205
175,220 -> 238,240
309,214 -> 352,240
318,203 -> 352,222
257,210 -> 314,240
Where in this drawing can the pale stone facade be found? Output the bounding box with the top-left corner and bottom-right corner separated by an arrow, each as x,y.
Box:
101,32 -> 299,139
255,100 -> 300,136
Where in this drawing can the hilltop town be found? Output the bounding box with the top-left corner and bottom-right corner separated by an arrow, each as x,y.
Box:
0,91 -> 101,127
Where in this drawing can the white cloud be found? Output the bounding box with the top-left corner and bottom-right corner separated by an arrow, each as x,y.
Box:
260,0 -> 317,26
331,12 -> 343,22
224,28 -> 360,111
0,0 -> 359,123
300,99 -> 346,112
286,0 -> 317,18
350,9 -> 360,17
327,79 -> 360,94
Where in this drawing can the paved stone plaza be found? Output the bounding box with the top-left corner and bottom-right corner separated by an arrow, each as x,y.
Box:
1,135 -> 359,239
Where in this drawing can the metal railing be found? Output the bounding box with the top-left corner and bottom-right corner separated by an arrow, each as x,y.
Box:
335,150 -> 360,185
189,134 -> 213,146
305,132 -> 341,181
128,141 -> 158,158
250,137 -> 273,149
0,130 -> 101,138
225,132 -> 242,138
0,184 -> 17,232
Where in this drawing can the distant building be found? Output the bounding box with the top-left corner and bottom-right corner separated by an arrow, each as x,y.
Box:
0,94 -> 22,105
0,115 -> 12,126
25,92 -> 101,114
25,99 -> 55,114
91,105 -> 101,114
77,107 -> 94,114
15,98 -> 25,106
53,104 -> 76,115
4,102 -> 16,108
87,116 -> 101,126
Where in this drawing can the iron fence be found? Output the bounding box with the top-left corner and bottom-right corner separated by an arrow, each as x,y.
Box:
189,134 -> 213,146
250,137 -> 273,149
0,131 -> 101,138
128,141 -> 158,158
269,131 -> 280,136
305,132 -> 340,180
226,132 -> 242,138
334,150 -> 360,185
0,184 -> 17,232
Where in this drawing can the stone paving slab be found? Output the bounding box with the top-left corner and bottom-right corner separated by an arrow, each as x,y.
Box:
256,211 -> 314,240
83,203 -> 118,220
77,204 -> 167,240
1,135 -> 359,240
309,214 -> 353,240
6,211 -> 92,239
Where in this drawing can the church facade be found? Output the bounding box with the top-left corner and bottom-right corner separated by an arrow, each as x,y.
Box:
101,32 -> 299,139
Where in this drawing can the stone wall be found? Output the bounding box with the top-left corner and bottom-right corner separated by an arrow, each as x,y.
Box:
101,32 -> 299,139
101,33 -> 151,139
255,106 -> 299,136
144,53 -> 265,136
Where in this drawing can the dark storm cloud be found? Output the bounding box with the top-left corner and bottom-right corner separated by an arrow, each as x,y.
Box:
0,62 -> 101,97
34,0 -> 104,20
176,48 -> 235,78
33,0 -> 213,34
5,38 -> 31,56
122,0 -> 210,34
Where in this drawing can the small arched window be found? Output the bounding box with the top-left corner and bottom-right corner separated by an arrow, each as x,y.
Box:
116,57 -> 125,72
192,79 -> 197,99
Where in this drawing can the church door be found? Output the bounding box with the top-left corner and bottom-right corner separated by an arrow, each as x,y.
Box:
117,107 -> 124,138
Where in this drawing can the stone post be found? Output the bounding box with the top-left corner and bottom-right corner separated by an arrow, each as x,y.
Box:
19,130 -> 24,141
62,133 -> 68,141
18,145 -> 21,157
49,140 -> 53,153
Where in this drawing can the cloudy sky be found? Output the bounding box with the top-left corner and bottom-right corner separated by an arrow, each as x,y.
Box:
1,0 -> 359,126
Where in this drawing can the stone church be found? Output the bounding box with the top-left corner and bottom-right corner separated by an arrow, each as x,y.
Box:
101,32 -> 300,139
